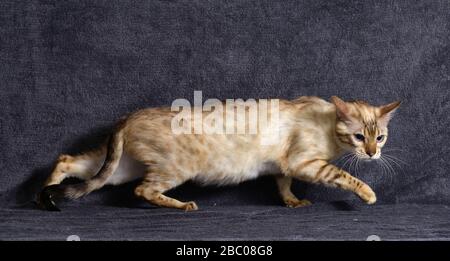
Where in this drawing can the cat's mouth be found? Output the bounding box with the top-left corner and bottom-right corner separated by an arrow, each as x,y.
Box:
360,155 -> 381,161
355,151 -> 381,160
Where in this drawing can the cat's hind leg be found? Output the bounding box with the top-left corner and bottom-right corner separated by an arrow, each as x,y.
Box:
276,176 -> 311,208
44,149 -> 105,187
38,150 -> 105,211
134,172 -> 198,211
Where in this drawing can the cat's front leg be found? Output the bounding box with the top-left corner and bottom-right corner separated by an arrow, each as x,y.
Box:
329,169 -> 376,204
288,159 -> 376,204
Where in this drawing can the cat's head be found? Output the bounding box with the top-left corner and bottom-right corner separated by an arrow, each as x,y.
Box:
331,96 -> 401,160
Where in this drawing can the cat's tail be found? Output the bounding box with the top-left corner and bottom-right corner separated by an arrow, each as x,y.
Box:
38,123 -> 126,211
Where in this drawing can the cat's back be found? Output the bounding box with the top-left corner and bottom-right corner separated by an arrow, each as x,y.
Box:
289,96 -> 333,109
282,96 -> 335,120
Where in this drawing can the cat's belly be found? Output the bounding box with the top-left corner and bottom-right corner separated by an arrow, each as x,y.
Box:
106,153 -> 146,185
105,153 -> 280,187
192,160 -> 281,186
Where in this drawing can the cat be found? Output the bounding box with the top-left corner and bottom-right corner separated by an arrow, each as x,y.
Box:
38,96 -> 400,211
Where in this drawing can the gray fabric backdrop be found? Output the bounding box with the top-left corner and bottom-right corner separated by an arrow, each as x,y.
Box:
1,0 -> 449,209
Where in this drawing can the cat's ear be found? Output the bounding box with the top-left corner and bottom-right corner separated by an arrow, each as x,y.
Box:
331,96 -> 352,121
378,101 -> 401,127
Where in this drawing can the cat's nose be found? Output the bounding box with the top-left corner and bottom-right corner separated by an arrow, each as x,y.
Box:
366,151 -> 375,157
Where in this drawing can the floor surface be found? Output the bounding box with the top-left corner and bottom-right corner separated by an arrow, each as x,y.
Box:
1,203 -> 448,240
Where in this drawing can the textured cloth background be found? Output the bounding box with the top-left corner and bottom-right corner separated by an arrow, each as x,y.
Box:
0,0 -> 449,239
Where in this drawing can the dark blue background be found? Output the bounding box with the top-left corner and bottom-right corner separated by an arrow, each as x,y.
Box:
0,0 -> 449,240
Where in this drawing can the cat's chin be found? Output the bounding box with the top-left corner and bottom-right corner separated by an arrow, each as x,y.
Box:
361,156 -> 381,162
356,156 -> 374,161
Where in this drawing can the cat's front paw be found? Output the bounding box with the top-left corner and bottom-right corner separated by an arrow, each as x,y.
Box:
284,198 -> 312,208
358,185 -> 377,205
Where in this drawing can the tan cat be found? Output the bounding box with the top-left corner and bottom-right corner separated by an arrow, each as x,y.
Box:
38,96 -> 400,211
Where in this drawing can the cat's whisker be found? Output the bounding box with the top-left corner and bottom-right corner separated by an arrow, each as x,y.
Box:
356,154 -> 363,177
335,153 -> 355,171
334,154 -> 350,165
383,155 -> 403,169
341,155 -> 352,170
351,154 -> 359,177
383,158 -> 394,185
353,155 -> 361,178
383,153 -> 408,166
383,154 -> 408,179
384,155 -> 401,168
384,159 -> 394,185
339,152 -> 355,161
380,156 -> 397,185
349,156 -> 357,171
380,160 -> 386,180
383,155 -> 407,178
376,160 -> 384,183
378,157 -> 390,184
334,153 -> 354,166
347,155 -> 354,174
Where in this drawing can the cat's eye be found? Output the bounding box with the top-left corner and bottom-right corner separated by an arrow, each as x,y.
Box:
354,134 -> 365,141
377,135 -> 385,142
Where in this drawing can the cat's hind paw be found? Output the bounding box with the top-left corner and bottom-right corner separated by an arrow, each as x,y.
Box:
37,185 -> 61,211
183,201 -> 199,211
284,198 -> 312,208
